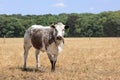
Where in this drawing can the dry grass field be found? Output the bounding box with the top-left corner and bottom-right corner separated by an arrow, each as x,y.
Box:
0,38 -> 120,80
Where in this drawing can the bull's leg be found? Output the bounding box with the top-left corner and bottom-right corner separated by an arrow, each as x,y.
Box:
50,59 -> 57,72
35,49 -> 40,69
23,44 -> 32,70
47,53 -> 57,72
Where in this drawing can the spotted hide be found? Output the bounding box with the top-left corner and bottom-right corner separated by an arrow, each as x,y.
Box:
23,22 -> 69,72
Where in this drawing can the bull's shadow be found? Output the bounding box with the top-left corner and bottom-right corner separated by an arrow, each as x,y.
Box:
9,66 -> 47,73
22,67 -> 47,73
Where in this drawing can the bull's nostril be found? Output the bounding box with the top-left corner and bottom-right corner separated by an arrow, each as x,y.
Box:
57,36 -> 62,40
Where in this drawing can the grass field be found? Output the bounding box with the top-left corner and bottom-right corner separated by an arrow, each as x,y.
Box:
0,38 -> 120,80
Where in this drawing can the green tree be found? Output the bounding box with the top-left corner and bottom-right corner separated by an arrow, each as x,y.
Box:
103,12 -> 120,37
66,14 -> 79,37
0,17 -> 25,37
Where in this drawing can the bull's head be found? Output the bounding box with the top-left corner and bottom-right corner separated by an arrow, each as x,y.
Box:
51,22 -> 69,40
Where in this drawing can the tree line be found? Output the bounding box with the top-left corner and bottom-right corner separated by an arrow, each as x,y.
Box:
0,10 -> 120,37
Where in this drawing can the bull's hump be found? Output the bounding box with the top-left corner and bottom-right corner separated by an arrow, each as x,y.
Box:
31,25 -> 50,29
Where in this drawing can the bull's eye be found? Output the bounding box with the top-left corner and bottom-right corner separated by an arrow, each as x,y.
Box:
62,29 -> 65,31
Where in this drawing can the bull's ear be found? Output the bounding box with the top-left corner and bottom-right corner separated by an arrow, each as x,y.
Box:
50,24 -> 55,28
65,25 -> 69,29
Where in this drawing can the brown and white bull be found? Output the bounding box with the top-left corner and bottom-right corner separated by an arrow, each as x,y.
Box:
23,22 -> 69,71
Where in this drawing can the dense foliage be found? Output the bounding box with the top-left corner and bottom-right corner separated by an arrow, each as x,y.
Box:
0,11 -> 120,37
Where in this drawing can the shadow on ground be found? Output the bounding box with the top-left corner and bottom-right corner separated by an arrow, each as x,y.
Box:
8,66 -> 47,73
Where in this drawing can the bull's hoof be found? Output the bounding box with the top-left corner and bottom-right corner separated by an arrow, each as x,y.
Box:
23,68 -> 27,71
51,69 -> 55,72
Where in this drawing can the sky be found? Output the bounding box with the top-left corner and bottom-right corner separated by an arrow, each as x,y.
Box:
0,0 -> 120,15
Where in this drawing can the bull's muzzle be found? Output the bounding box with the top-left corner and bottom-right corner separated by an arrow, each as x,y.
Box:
56,36 -> 62,40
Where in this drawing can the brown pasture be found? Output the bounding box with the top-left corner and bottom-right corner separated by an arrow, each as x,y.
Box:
0,38 -> 120,80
